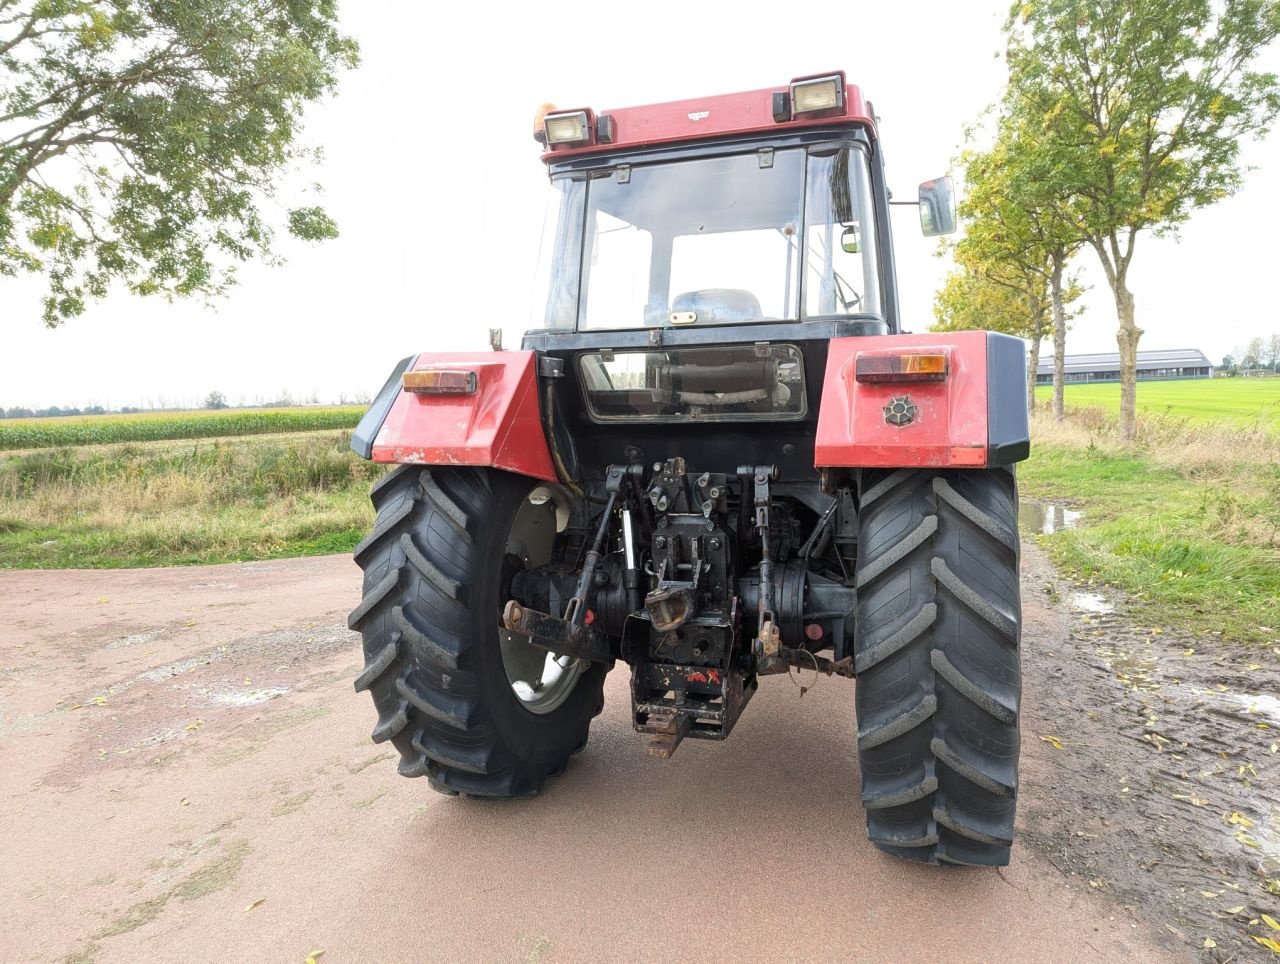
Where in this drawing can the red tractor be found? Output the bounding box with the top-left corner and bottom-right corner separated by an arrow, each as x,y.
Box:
349,73 -> 1027,866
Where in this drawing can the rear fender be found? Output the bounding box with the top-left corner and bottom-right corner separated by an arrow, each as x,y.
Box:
353,351 -> 559,482
814,331 -> 1029,469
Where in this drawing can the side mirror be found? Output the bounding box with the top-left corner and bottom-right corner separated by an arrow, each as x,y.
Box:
918,176 -> 956,236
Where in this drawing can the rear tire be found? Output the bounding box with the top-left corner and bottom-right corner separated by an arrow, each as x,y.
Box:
853,468 -> 1021,865
349,465 -> 607,798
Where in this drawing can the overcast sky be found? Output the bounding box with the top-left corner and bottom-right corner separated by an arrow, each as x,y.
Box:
2,1 -> 1277,409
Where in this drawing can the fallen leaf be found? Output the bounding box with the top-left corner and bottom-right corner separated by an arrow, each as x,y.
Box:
1203,937 -> 1216,948
1252,934 -> 1280,954
184,720 -> 202,731
91,696 -> 107,706
1184,648 -> 1195,656
244,897 -> 265,913
1202,890 -> 1224,898
1235,830 -> 1261,848
1226,812 -> 1255,828
1226,905 -> 1246,914
305,952 -> 325,964
1040,735 -> 1064,750
1264,879 -> 1280,896
1240,762 -> 1259,778
1265,914 -> 1280,932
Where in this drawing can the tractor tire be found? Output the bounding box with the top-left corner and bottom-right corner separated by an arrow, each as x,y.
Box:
348,464 -> 607,798
853,468 -> 1021,866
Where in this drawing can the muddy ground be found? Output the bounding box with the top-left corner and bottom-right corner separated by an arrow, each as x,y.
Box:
0,534 -> 1276,962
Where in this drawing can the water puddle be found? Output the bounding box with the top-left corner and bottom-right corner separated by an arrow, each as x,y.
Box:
1070,592 -> 1113,614
1227,691 -> 1280,726
1019,499 -> 1083,535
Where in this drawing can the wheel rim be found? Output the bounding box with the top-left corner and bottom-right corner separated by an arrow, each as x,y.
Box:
498,486 -> 583,715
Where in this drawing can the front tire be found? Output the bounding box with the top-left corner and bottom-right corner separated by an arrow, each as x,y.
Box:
349,465 -> 607,797
853,468 -> 1021,865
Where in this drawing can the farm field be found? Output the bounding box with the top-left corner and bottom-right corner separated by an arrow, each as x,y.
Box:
1033,376 -> 1280,428
0,405 -> 364,451
0,428 -> 385,568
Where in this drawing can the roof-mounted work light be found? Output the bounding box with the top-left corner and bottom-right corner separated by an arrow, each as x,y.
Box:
542,110 -> 593,147
790,74 -> 844,115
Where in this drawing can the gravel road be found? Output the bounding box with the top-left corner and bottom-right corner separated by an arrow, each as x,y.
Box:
0,546 -> 1210,962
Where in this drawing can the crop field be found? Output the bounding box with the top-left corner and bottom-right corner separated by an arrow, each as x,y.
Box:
1033,377 -> 1280,429
0,429 -> 386,568
0,405 -> 365,451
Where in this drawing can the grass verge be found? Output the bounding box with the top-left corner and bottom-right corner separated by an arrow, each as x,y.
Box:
0,431 -> 385,568
1019,406 -> 1280,644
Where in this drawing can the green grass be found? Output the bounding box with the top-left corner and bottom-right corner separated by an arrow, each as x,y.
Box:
0,405 -> 365,451
1033,377 -> 1280,430
1019,413 -> 1280,644
0,431 -> 385,568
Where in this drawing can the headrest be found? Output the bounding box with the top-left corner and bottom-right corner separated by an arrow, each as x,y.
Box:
670,289 -> 762,324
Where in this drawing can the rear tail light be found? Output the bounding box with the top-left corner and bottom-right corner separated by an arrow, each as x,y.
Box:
403,369 -> 478,395
855,352 -> 949,384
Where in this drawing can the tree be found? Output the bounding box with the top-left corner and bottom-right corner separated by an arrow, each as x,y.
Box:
934,266 -> 1040,336
1267,333 -> 1280,372
1005,0 -> 1280,441
203,390 -> 227,410
1243,336 -> 1265,370
0,1 -> 358,326
945,133 -> 1084,412
1221,353 -> 1236,374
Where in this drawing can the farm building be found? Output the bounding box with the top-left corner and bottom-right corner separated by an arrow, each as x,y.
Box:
1035,348 -> 1213,385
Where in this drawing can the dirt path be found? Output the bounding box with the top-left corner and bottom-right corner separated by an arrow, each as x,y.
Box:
0,544 -> 1263,962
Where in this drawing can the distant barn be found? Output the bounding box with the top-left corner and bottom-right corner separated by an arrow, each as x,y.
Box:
1035,348 -> 1214,385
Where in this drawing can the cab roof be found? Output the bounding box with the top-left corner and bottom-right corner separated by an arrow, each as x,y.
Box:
540,71 -> 875,163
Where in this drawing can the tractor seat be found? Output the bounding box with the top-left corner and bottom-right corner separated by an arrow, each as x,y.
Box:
670,289 -> 762,325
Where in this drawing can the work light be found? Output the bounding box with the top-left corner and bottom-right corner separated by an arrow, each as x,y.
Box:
790,75 -> 844,114
543,110 -> 592,146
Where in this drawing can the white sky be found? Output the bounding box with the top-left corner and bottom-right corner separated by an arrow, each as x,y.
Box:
1,1 -> 1277,409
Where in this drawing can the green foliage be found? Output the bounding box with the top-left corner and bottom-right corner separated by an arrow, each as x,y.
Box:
1020,437 -> 1280,644
0,430 -> 384,567
0,405 -> 363,450
0,0 -> 358,325
1008,0 -> 1280,247
1003,0 -> 1280,438
933,266 -> 1039,336
937,120 -> 1084,344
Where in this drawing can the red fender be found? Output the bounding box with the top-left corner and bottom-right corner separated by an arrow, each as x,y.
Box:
370,351 -> 559,482
815,331 -> 1016,469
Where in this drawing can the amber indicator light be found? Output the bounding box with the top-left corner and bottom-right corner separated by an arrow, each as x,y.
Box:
402,369 -> 478,395
855,353 -> 949,384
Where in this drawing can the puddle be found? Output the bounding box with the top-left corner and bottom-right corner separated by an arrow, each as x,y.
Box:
1070,592 -> 1113,614
1228,691 -> 1280,726
1019,499 -> 1083,535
